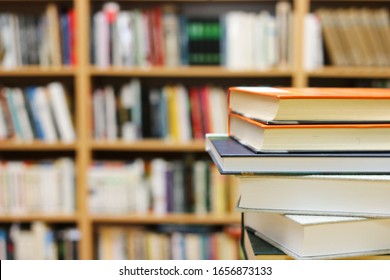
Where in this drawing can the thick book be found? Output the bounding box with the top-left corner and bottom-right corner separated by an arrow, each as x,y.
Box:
237,174 -> 390,217
242,226 -> 390,260
205,134 -> 390,174
228,86 -> 390,123
229,112 -> 390,152
243,211 -> 390,260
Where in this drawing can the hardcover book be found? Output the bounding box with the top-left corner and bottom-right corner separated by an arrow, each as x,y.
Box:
242,226 -> 390,260
228,86 -> 390,123
237,174 -> 390,217
205,134 -> 390,174
229,112 -> 390,152
243,211 -> 390,260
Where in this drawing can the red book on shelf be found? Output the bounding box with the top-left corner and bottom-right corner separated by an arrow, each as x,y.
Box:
189,87 -> 203,139
68,9 -> 77,65
199,86 -> 212,135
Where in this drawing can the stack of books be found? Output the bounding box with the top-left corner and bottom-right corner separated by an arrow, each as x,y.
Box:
206,86 -> 390,260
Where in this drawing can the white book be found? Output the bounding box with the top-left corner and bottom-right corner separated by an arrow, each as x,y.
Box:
57,158 -> 75,214
276,1 -> 292,68
93,11 -> 109,67
226,11 -> 252,70
24,164 -> 40,213
267,15 -> 278,68
134,10 -> 149,67
116,11 -> 135,66
104,85 -> 117,141
304,14 -> 324,70
47,82 -> 75,143
244,211 -> 390,259
39,162 -> 59,213
238,174 -> 390,217
6,161 -> 25,214
162,7 -> 180,67
34,87 -> 58,142
176,85 -> 191,142
150,158 -> 168,214
0,14 -> 18,68
253,11 -> 269,70
92,88 -> 105,140
208,87 -> 227,134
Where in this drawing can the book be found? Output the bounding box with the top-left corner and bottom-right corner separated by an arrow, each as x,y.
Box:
228,86 -> 390,123
237,174 -> 390,217
243,211 -> 390,260
229,112 -> 390,152
46,82 -> 75,143
205,134 -> 390,174
242,226 -> 390,260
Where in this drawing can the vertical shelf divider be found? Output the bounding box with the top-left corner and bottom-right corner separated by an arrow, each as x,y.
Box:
75,0 -> 93,260
293,0 -> 309,87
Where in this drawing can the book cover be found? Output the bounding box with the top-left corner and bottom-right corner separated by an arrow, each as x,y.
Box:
228,86 -> 390,123
229,112 -> 390,152
243,211 -> 390,260
237,174 -> 390,217
205,134 -> 390,174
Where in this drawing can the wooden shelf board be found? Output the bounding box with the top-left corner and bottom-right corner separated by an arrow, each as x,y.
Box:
0,215 -> 78,223
90,66 -> 293,78
0,141 -> 77,151
308,67 -> 390,78
91,139 -> 206,152
91,214 -> 241,225
0,66 -> 76,77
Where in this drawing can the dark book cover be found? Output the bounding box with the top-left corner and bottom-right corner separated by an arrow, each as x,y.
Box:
243,227 -> 285,258
206,134 -> 390,174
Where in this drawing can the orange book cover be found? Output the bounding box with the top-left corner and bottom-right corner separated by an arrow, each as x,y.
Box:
229,87 -> 390,99
228,87 -> 390,123
228,112 -> 390,152
229,112 -> 390,131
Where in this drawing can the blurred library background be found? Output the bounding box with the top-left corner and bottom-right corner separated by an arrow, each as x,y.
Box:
0,0 -> 390,260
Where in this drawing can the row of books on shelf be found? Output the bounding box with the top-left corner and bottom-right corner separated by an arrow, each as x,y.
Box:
89,158 -> 236,215
0,158 -> 75,215
97,225 -> 241,260
92,1 -> 293,70
206,86 -> 390,260
0,82 -> 75,143
0,4 -> 76,68
0,222 -> 79,260
92,79 -> 227,141
317,8 -> 390,67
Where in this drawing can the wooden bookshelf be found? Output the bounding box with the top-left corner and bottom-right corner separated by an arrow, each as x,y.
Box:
1,0 -> 390,260
0,215 -> 78,223
91,214 -> 241,225
308,67 -> 390,78
0,141 -> 78,151
91,139 -> 206,152
89,66 -> 293,78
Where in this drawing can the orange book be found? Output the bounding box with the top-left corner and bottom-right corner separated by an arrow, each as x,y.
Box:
228,86 -> 390,123
229,112 -> 390,152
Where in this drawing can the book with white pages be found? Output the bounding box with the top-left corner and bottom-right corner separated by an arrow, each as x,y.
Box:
243,211 -> 390,260
237,174 -> 390,217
